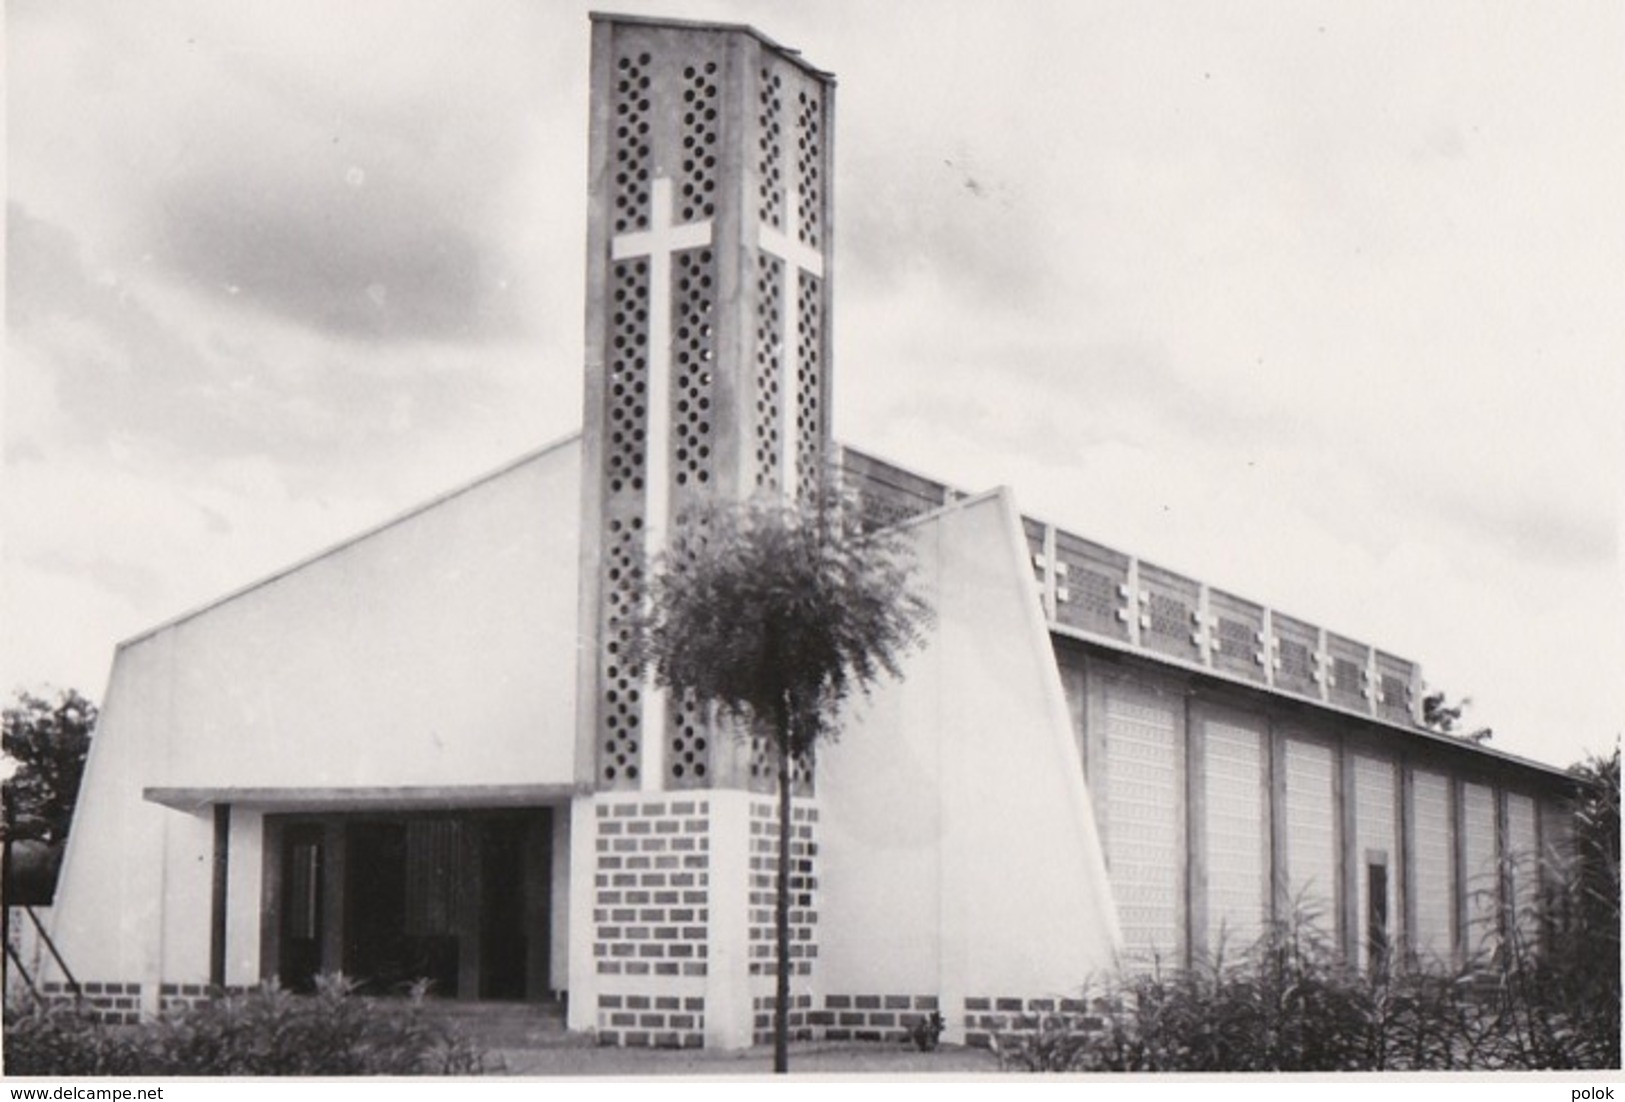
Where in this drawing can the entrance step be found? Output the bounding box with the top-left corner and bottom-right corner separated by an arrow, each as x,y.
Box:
414,999 -> 570,1050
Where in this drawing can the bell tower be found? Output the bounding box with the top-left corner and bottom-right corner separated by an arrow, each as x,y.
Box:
570,14 -> 834,1049
576,15 -> 835,795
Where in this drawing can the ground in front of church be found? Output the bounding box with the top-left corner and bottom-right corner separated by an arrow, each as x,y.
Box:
491,1041 -> 1001,1076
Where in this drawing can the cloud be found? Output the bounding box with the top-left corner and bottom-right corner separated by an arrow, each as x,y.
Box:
7,203 -> 521,484
9,0 -> 569,347
1415,486 -> 1617,571
146,124 -> 538,344
152,169 -> 507,342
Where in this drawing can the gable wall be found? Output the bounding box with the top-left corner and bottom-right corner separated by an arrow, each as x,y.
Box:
816,490 -> 1121,1034
147,440 -> 582,791
47,441 -> 584,996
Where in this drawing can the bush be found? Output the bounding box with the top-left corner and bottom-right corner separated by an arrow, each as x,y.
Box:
994,892 -> 1619,1073
4,975 -> 489,1076
2,1003 -> 151,1076
1480,749 -> 1620,1069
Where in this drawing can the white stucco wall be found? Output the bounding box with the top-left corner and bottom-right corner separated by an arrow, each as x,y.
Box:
226,809 -> 265,987
153,437 -> 582,790
49,438 -> 584,990
46,633 -> 176,993
818,489 -> 1121,1009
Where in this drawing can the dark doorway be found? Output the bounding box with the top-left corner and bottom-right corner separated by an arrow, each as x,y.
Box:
278,824 -> 325,992
344,820 -> 467,995
480,818 -> 529,999
269,810 -> 550,1000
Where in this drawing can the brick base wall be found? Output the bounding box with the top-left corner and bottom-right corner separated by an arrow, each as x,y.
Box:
39,981 -> 143,1024
159,982 -> 250,1014
813,993 -> 939,1043
588,792 -> 821,1050
596,992 -> 705,1048
962,995 -> 1105,1049
751,992 -> 814,1045
592,798 -> 712,982
746,801 -> 818,978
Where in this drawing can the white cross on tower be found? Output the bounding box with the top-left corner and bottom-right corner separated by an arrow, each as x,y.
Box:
611,176 -> 713,790
613,176 -> 714,546
757,186 -> 824,495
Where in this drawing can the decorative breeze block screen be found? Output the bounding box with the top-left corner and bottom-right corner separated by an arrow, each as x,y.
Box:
837,450 -> 953,531
793,270 -> 823,503
1053,530 -> 1131,641
1283,738 -> 1338,934
1022,516 -> 1047,593
1104,684 -> 1184,968
1202,718 -> 1266,952
1273,614 -> 1321,699
1209,590 -> 1266,683
671,248 -> 717,492
598,513 -> 646,788
1375,652 -> 1416,725
1410,770 -> 1454,963
1137,562 -> 1202,663
752,253 -> 785,490
1327,633 -> 1370,712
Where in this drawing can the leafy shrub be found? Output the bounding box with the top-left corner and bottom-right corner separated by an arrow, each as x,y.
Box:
987,1013 -> 1096,1072
2,1003 -> 150,1076
908,1011 -> 946,1052
994,886 -> 1619,1073
1472,749 -> 1620,1070
4,975 -> 490,1076
994,754 -> 1620,1074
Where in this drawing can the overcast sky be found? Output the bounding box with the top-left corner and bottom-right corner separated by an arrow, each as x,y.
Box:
5,0 -> 1621,768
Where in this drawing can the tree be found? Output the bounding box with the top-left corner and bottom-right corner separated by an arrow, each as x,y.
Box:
1549,745 -> 1620,1064
2,688 -> 97,846
632,491 -> 932,1072
1420,689 -> 1492,744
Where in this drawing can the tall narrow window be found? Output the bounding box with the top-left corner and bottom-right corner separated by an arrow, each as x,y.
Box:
1203,718 -> 1266,952
1104,683 -> 1183,968
1367,858 -> 1390,967
1283,738 -> 1338,934
1353,756 -> 1396,970
1462,783 -> 1499,955
1411,770 -> 1454,963
1505,794 -> 1538,945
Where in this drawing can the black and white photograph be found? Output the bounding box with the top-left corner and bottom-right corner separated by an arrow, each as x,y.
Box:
3,0 -> 1621,1085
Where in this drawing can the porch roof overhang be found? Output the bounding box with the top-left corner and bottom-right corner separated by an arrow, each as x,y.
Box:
142,782 -> 588,813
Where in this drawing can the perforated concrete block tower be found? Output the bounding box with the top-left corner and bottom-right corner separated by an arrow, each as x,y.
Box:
571,14 -> 834,1048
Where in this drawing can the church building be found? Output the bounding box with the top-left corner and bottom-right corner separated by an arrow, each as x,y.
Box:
40,14 -> 1579,1050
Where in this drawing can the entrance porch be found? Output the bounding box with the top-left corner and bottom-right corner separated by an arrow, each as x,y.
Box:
263,809 -> 554,1001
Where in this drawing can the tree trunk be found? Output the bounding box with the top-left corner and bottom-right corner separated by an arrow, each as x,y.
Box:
774,715 -> 793,1074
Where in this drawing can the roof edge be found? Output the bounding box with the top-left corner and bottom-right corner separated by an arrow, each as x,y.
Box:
588,11 -> 835,81
1052,620 -> 1577,784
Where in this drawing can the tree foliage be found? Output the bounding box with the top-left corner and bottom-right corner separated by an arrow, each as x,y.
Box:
2,688 -> 97,845
631,490 -> 932,1071
1420,690 -> 1492,744
633,492 -> 932,758
1514,744 -> 1622,1067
